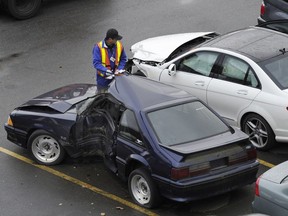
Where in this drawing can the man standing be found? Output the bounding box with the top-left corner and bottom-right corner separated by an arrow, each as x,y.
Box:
92,28 -> 127,90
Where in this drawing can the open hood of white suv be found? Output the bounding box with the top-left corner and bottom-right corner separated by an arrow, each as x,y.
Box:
130,32 -> 215,63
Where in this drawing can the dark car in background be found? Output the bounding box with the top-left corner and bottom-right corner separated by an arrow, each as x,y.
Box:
0,0 -> 42,19
257,19 -> 288,34
258,0 -> 288,23
4,75 -> 259,208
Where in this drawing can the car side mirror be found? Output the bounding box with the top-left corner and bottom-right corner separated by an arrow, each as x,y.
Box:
168,64 -> 176,76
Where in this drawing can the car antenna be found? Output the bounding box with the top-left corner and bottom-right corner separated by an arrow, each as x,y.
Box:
279,48 -> 287,55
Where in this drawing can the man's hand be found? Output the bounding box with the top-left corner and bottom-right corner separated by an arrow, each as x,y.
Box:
105,69 -> 113,76
115,69 -> 125,75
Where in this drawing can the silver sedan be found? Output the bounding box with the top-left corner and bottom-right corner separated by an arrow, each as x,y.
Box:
252,161 -> 288,215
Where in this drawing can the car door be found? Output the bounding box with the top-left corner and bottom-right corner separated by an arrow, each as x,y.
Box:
159,51 -> 220,102
115,109 -> 150,179
207,54 -> 261,127
74,95 -> 120,160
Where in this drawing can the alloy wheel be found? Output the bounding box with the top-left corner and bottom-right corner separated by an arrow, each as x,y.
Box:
31,135 -> 61,164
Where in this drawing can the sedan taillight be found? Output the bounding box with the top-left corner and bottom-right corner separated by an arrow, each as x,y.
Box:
255,175 -> 261,196
260,2 -> 266,16
171,167 -> 189,180
229,145 -> 257,165
171,162 -> 210,180
247,145 -> 257,160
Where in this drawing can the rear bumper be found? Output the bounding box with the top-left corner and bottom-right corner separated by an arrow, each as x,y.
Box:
257,16 -> 266,25
154,161 -> 259,202
252,196 -> 288,216
274,128 -> 288,143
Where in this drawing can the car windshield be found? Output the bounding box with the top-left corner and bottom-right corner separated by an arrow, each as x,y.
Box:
259,53 -> 288,89
147,101 -> 229,146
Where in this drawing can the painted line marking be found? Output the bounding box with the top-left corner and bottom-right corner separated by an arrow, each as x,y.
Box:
0,147 -> 159,216
258,159 -> 275,168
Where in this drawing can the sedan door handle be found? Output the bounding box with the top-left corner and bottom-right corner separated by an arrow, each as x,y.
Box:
195,81 -> 205,86
237,90 -> 248,95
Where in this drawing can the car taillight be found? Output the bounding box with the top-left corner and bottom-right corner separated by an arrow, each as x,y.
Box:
260,2 -> 265,16
171,167 -> 189,180
255,175 -> 262,196
7,116 -> 13,127
229,145 -> 257,165
247,145 -> 257,160
171,163 -> 210,180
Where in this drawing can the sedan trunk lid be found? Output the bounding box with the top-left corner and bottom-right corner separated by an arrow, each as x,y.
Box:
162,128 -> 248,154
261,161 -> 288,184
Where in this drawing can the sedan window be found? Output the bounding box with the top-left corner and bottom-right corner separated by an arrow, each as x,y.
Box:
260,54 -> 288,89
119,109 -> 143,145
177,52 -> 218,76
218,56 -> 259,88
147,101 -> 229,146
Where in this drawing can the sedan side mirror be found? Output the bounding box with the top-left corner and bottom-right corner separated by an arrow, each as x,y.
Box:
168,64 -> 176,76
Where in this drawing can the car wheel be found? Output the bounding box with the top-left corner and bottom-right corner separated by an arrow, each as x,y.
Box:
4,0 -> 41,20
28,130 -> 66,165
128,168 -> 161,208
242,114 -> 275,150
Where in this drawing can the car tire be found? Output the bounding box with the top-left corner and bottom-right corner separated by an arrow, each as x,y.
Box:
3,0 -> 41,20
28,130 -> 66,165
242,114 -> 275,150
128,168 -> 161,208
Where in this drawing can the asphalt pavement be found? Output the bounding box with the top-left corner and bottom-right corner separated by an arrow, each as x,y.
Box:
1,0 -> 288,215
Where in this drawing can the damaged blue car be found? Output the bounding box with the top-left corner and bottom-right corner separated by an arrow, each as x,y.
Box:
4,75 -> 259,208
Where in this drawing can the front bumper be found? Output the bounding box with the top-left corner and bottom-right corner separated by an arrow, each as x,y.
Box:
154,161 -> 259,202
4,124 -> 28,148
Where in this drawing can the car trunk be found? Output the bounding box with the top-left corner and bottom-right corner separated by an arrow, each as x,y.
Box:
161,132 -> 256,180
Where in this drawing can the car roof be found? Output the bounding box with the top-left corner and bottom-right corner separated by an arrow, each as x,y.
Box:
109,75 -> 195,111
203,26 -> 288,62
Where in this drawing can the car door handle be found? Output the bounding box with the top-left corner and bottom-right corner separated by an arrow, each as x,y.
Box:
195,81 -> 205,86
237,90 -> 248,95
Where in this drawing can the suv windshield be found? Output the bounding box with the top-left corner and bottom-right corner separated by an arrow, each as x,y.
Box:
147,101 -> 229,146
259,53 -> 288,89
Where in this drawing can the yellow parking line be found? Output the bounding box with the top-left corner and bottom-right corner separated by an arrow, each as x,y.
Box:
0,147 -> 159,216
257,159 -> 275,168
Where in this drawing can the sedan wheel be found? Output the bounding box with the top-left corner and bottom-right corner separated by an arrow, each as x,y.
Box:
28,130 -> 65,165
128,168 -> 161,208
242,114 -> 275,150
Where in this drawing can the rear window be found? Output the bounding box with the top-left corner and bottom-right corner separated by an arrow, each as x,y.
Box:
259,53 -> 288,89
147,101 -> 229,146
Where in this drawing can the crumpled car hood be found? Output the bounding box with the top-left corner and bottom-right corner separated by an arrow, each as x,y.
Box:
20,83 -> 97,113
130,32 -> 214,62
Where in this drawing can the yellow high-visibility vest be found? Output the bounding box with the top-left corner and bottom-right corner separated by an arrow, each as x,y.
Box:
97,41 -> 123,70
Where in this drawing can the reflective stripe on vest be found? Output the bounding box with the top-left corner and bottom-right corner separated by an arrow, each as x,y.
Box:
97,41 -> 123,70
